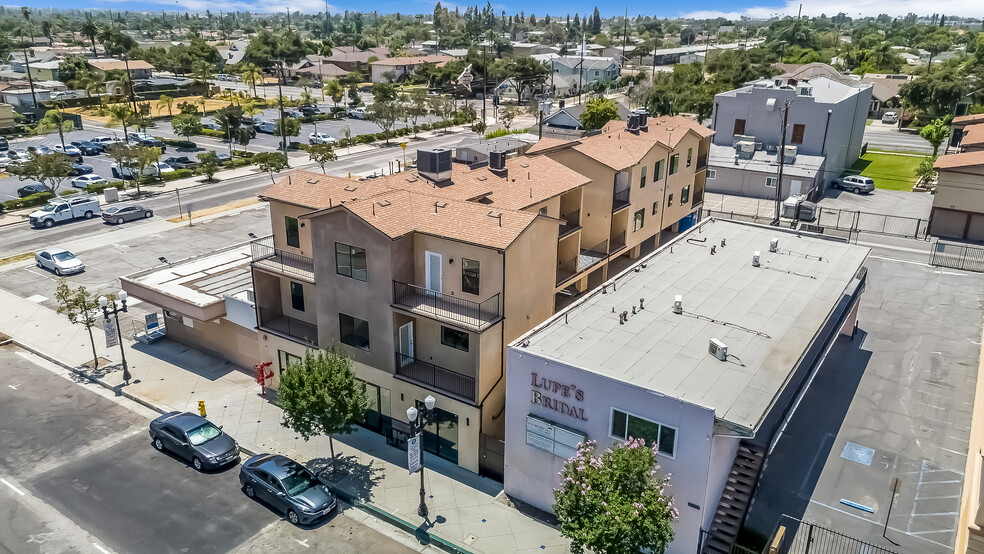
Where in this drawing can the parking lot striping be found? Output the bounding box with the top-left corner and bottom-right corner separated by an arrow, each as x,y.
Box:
911,512 -> 958,517
295,539 -> 310,548
92,543 -> 111,554
808,499 -> 953,550
0,478 -> 25,496
914,494 -> 960,501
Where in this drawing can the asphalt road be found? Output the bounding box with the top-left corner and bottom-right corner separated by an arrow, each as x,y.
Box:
862,120 -> 933,154
0,345 -> 418,554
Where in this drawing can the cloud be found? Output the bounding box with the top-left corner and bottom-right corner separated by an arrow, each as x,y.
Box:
125,0 -> 338,14
682,0 -> 983,19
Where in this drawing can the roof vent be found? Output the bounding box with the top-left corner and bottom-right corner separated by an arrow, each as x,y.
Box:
489,150 -> 507,174
672,294 -> 683,314
417,148 -> 452,184
752,251 -> 761,266
626,114 -> 640,133
770,238 -> 778,253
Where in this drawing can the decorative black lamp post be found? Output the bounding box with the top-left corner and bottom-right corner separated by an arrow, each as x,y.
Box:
407,394 -> 437,518
99,290 -> 131,385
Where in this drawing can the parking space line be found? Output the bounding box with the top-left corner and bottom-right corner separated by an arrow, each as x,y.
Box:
0,477 -> 25,496
92,543 -> 111,554
911,512 -> 958,517
808,500 -> 952,550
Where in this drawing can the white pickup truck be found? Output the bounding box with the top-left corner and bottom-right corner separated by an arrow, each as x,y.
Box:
29,196 -> 101,228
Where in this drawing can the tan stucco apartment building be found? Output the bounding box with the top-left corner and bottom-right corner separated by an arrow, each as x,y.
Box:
121,115 -> 714,476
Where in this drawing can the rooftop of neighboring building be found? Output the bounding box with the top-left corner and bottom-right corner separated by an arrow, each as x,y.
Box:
455,136 -> 534,154
953,113 -> 984,126
512,218 -> 870,432
777,62 -> 863,88
370,55 -> 454,67
860,74 -> 913,102
962,125 -> 984,147
121,242 -> 252,309
934,150 -> 984,170
259,170 -> 392,210
88,58 -> 155,71
719,69 -> 870,105
707,143 -> 825,178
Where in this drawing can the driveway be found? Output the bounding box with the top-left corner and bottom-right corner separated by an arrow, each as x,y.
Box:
863,120 -> 933,154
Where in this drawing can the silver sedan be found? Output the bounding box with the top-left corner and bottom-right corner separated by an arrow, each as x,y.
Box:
102,204 -> 153,224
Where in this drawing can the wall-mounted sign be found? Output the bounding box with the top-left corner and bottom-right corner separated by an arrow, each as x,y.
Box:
526,415 -> 586,459
530,372 -> 587,421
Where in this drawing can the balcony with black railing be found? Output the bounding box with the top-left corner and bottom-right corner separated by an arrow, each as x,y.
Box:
556,239 -> 609,286
395,352 -> 476,403
250,236 -> 315,282
559,209 -> 581,238
610,230 -> 627,253
692,187 -> 705,208
612,188 -> 631,212
258,307 -> 318,346
392,281 -> 501,332
696,154 -> 708,170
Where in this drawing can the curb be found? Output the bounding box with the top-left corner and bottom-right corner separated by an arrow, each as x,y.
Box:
11,338 -> 473,554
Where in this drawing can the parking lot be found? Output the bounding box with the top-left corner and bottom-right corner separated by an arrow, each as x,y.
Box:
704,188 -> 934,220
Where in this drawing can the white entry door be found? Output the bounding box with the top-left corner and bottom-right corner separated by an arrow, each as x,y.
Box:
398,322 -> 414,366
790,179 -> 803,196
425,251 -> 442,293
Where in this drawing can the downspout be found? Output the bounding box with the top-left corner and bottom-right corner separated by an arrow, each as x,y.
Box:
655,130 -> 674,248
711,101 -> 718,132
820,108 -> 833,195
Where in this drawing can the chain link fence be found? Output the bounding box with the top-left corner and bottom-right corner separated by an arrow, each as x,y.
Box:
930,240 -> 984,272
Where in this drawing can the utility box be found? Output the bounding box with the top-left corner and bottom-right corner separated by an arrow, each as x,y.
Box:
709,338 -> 728,361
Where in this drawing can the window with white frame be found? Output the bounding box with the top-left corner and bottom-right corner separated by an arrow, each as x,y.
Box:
610,408 -> 677,457
707,169 -> 716,179
765,177 -> 778,188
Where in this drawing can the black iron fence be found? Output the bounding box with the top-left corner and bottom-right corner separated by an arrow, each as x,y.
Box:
395,352 -> 476,402
765,515 -> 898,554
930,240 -> 984,272
392,281 -> 501,331
814,207 -> 929,240
257,307 -> 318,346
250,236 -> 315,280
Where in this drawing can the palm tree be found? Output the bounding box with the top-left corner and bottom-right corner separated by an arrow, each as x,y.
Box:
15,7 -> 39,109
192,60 -> 214,97
323,79 -> 343,109
68,70 -> 105,98
80,16 -> 98,57
158,93 -> 174,116
239,63 -> 264,98
97,26 -> 138,111
106,104 -> 137,143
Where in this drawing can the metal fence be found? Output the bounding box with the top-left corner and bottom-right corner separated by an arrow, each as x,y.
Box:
766,515 -> 898,554
814,207 -> 929,240
930,240 -> 984,272
702,208 -> 777,226
696,530 -> 761,554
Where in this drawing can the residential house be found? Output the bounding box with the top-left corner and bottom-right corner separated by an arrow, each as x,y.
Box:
958,125 -> 984,153
369,55 -> 454,83
532,55 -> 621,95
7,49 -> 58,73
0,103 -> 15,128
294,62 -> 349,84
539,101 -> 631,132
951,113 -> 984,149
860,73 -> 913,118
87,58 -> 155,80
0,88 -> 52,107
324,46 -> 391,75
453,136 -> 535,164
709,62 -> 872,199
217,39 -> 248,66
929,152 -> 984,240
27,60 -> 61,82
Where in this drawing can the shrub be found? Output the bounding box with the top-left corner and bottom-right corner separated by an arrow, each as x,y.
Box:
59,189 -> 80,196
157,137 -> 198,149
162,168 -> 195,181
200,128 -> 227,138
86,181 -> 124,194
3,191 -> 54,211
224,157 -> 253,169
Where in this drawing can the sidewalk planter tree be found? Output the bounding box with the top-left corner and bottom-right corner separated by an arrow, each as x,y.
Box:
307,142 -> 338,174
196,152 -> 220,181
553,438 -> 677,554
274,117 -> 301,150
404,89 -> 429,138
134,146 -> 163,194
277,348 -> 369,474
920,117 -> 951,157
365,100 -> 403,144
171,113 -> 203,143
54,280 -> 101,370
10,153 -> 73,194
106,144 -> 140,186
253,152 -> 289,183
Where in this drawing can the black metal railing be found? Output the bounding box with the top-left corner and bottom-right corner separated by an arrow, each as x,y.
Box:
696,154 -> 708,170
392,281 -> 501,331
250,236 -> 315,280
612,188 -> 630,212
930,240 -> 984,272
559,209 -> 581,237
395,352 -> 476,402
257,307 -> 318,346
610,230 -> 627,252
765,514 -> 899,554
692,188 -> 704,207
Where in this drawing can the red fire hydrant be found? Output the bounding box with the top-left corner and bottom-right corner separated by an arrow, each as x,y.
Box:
254,362 -> 273,396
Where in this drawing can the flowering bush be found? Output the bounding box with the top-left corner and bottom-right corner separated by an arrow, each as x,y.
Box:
553,438 -> 677,554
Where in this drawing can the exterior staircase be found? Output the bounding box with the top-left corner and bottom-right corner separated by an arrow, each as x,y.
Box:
701,443 -> 766,554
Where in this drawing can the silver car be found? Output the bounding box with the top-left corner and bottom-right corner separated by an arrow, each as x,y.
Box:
832,175 -> 875,194
102,204 -> 153,224
239,454 -> 337,525
35,248 -> 85,275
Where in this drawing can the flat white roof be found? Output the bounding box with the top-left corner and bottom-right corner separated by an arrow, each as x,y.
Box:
123,243 -> 252,308
513,219 -> 869,431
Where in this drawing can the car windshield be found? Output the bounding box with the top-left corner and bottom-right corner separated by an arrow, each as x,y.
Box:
186,423 -> 222,445
38,204 -> 55,212
52,252 -> 75,262
104,207 -> 120,214
281,468 -> 317,496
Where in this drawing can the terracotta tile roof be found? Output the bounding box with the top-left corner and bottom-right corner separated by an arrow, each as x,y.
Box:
962,125 -> 984,147
341,189 -> 539,249
88,59 -> 155,71
934,151 -> 984,170
953,113 -> 984,125
525,137 -> 578,155
259,170 -> 391,209
370,55 -> 455,67
571,115 -> 715,169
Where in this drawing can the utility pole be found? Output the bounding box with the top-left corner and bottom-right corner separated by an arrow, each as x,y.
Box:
620,7 -> 628,67
577,33 -> 585,105
775,100 -> 791,223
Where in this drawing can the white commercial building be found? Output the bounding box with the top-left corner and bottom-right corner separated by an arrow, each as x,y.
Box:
504,219 -> 869,554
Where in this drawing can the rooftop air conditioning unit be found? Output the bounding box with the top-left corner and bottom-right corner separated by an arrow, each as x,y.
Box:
733,134 -> 755,147
417,148 -> 452,183
797,86 -> 813,96
737,141 -> 755,159
489,150 -> 507,173
709,338 -> 728,361
782,145 -> 798,164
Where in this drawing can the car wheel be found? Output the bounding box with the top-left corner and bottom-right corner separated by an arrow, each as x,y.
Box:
831,182 -> 839,190
287,510 -> 300,525
192,457 -> 204,471
154,437 -> 164,451
43,219 -> 54,228
117,217 -> 125,224
55,268 -> 62,276
35,260 -> 41,268
853,187 -> 861,194
245,484 -> 256,498
112,168 -> 119,178
84,211 -> 93,219
145,211 -> 153,218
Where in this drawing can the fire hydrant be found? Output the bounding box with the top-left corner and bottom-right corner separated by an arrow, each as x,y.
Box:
198,400 -> 207,417
255,362 -> 273,396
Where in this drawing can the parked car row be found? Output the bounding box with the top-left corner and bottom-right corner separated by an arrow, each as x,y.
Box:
148,412 -> 337,526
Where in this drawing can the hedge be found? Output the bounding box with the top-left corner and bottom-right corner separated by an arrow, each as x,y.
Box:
223,157 -> 253,169
3,191 -> 54,211
157,137 -> 198,149
86,182 -> 125,194
200,128 -> 227,138
162,169 -> 195,181
59,189 -> 80,196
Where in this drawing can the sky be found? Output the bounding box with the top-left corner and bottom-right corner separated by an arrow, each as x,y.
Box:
14,0 -> 984,21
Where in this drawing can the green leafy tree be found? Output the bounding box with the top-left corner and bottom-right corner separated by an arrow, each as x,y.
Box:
57,54 -> 89,83
919,30 -> 953,71
498,105 -> 518,130
554,438 -> 676,554
240,63 -> 265,98
214,106 -> 244,155
580,97 -> 620,130
134,146 -> 162,193
275,116 -> 302,146
341,125 -> 353,154
365,100 -> 403,144
403,89 -> 430,138
920,117 -> 951,157
347,83 -> 360,105
324,79 -> 344,108
196,151 -> 220,181
171,113 -> 203,142
899,66 -> 966,117
915,157 -> 938,185
10,153 -> 73,194
308,142 -> 338,174
371,82 -> 397,103
106,144 -> 140,183
54,280 -> 101,370
253,152 -> 289,183
277,348 -> 369,474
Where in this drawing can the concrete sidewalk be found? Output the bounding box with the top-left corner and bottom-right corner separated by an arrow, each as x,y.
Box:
0,287 -> 568,554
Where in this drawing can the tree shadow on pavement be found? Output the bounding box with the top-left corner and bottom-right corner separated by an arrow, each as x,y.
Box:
309,453 -> 384,504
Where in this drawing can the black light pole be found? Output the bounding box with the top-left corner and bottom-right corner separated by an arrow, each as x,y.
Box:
99,290 -> 131,385
407,394 -> 437,518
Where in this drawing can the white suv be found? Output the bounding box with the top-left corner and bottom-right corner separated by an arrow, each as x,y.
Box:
308,132 -> 337,144
832,175 -> 875,194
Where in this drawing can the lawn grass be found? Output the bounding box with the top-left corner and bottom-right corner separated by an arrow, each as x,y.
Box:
845,152 -> 928,191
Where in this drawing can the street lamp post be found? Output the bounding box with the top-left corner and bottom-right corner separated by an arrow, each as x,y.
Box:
99,291 -> 131,385
407,394 -> 437,518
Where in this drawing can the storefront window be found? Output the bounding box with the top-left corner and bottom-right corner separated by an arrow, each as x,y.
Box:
416,401 -> 459,464
278,350 -> 301,374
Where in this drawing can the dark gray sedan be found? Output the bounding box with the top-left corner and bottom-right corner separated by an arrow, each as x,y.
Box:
149,412 -> 239,471
239,454 -> 337,525
102,204 -> 153,224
